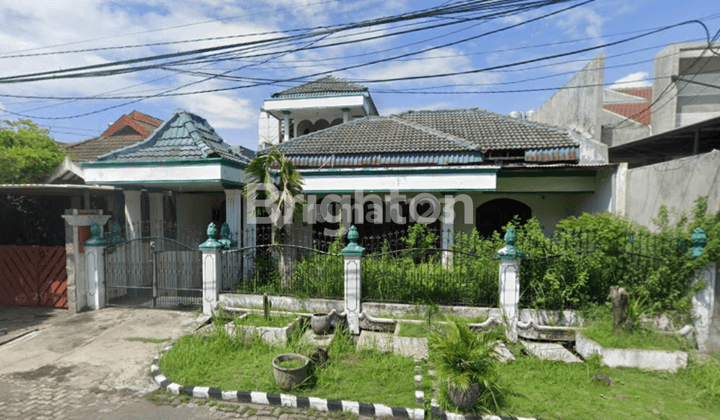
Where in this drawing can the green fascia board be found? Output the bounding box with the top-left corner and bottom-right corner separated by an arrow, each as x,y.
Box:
299,167 -> 499,177
83,157 -> 247,170
89,179 -> 246,187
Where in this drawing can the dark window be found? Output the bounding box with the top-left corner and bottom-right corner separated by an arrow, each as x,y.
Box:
475,198 -> 531,238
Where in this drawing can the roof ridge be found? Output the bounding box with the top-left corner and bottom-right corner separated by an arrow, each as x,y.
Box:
388,116 -> 481,151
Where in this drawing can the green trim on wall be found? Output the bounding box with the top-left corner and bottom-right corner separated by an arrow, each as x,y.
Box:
300,167 -> 499,177
83,158 -> 247,170
498,170 -> 596,178
91,179 -> 246,187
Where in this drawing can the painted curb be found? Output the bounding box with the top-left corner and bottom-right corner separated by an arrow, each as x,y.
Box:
151,344 -> 424,419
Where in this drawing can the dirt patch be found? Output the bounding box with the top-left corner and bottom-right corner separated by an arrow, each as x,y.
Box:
12,364 -> 76,382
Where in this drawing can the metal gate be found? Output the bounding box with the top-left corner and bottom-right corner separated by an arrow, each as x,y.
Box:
104,237 -> 202,310
0,246 -> 68,308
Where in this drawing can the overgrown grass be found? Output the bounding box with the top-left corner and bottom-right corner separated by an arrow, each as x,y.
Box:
233,313 -> 299,328
397,322 -> 447,338
159,323 -> 418,408
498,356 -> 720,419
581,306 -> 690,351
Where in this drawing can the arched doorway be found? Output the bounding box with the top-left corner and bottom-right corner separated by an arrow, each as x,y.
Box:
475,198 -> 531,238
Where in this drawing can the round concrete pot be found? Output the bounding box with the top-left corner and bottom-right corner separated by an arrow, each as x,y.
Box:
272,353 -> 310,391
311,312 -> 338,335
448,382 -> 480,410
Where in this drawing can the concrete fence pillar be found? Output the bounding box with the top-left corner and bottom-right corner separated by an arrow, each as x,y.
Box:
497,227 -> 525,343
61,209 -> 111,312
342,225 -> 365,335
84,223 -> 107,310
200,223 -> 223,315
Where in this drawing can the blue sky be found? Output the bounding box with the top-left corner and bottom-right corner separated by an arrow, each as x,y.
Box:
0,0 -> 718,150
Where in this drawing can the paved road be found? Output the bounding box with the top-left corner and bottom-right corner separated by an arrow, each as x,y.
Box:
0,306 -> 370,420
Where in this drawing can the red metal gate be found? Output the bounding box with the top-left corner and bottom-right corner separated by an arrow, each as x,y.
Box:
0,246 -> 67,308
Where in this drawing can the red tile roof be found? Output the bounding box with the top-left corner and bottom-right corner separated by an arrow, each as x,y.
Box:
603,88 -> 652,125
63,111 -> 162,162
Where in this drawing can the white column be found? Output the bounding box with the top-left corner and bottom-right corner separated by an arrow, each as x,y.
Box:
149,192 -> 164,238
497,227 -> 524,343
242,195 -> 256,276
85,244 -> 106,310
283,112 -> 291,143
441,195 -> 455,268
200,223 -> 223,315
225,189 -> 243,240
342,226 -> 364,335
342,108 -> 350,123
692,262 -> 717,352
498,259 -> 520,342
124,190 -> 142,239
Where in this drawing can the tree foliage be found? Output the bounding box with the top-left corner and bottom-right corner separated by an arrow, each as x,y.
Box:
0,119 -> 66,184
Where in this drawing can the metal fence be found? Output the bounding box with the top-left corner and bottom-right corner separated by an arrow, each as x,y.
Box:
220,226 -> 344,299
361,227 -> 500,306
105,235 -> 202,310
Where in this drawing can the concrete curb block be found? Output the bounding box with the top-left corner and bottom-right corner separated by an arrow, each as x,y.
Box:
151,344 -> 424,420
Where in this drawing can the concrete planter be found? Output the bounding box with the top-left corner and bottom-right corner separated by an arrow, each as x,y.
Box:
393,322 -> 429,360
447,382 -> 480,410
272,353 -> 310,391
310,309 -> 344,335
575,333 -> 688,372
228,314 -> 305,346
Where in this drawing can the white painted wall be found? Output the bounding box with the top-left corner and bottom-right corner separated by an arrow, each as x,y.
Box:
176,193 -> 226,240
625,150 -> 720,229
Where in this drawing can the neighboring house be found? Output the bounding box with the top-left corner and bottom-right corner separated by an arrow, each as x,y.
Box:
83,109 -> 252,243
527,42 -> 720,228
259,77 -> 619,239
258,75 -> 379,148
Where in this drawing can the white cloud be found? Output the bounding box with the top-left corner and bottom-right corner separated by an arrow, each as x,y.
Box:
555,8 -> 604,39
353,47 -> 502,89
608,71 -> 652,90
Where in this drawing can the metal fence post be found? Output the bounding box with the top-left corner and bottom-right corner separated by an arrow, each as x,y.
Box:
200,223 -> 223,315
84,222 -> 107,310
497,227 -> 525,343
342,225 -> 365,335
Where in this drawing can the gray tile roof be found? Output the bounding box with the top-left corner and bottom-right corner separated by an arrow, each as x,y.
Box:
97,110 -> 249,164
271,76 -> 368,99
274,116 -> 482,156
396,109 -> 577,150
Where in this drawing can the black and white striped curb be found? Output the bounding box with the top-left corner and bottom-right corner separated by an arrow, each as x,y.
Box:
151,344 -> 424,420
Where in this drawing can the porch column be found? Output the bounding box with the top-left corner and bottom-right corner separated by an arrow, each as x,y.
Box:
441,195 -> 455,268
84,223 -> 107,310
242,195 -> 256,276
497,227 -> 524,343
283,111 -> 291,143
61,210 -> 112,312
200,223 -> 223,315
124,190 -> 142,239
225,189 -> 243,240
342,107 -> 351,123
149,192 -> 164,238
342,226 -> 365,335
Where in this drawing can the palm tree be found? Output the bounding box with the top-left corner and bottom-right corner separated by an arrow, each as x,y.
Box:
244,144 -> 305,287
244,144 -> 304,230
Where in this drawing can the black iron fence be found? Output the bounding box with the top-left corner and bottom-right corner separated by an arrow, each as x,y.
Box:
361,227 -> 500,306
220,226 -> 344,299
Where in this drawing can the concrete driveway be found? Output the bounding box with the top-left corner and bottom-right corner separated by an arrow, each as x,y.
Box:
0,306 -> 372,420
0,305 -> 202,393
